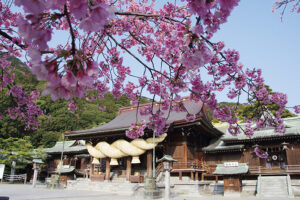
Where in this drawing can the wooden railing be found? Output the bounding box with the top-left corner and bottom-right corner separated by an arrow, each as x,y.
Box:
172,161 -> 202,170
248,165 -> 300,174
201,164 -> 300,175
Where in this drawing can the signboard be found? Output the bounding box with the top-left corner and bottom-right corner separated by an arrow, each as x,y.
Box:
0,164 -> 5,179
224,162 -> 239,167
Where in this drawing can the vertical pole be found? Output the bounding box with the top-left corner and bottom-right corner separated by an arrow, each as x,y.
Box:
165,169 -> 170,200
10,160 -> 16,184
58,133 -> 65,184
89,157 -> 92,179
105,158 -> 111,181
147,151 -> 152,178
126,157 -> 131,181
32,164 -> 38,188
179,171 -> 182,181
24,174 -> 27,184
152,133 -> 156,178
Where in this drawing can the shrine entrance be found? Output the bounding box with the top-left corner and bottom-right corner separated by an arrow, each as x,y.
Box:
265,147 -> 286,170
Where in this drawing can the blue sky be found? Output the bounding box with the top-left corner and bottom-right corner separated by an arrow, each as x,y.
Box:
212,0 -> 300,108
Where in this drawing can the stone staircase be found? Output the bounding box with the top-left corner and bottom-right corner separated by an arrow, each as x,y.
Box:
67,178 -> 141,195
257,175 -> 293,198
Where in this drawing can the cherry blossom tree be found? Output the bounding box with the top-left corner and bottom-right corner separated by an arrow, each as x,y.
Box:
0,0 -> 299,139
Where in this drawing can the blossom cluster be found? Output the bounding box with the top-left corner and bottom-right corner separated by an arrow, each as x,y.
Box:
254,147 -> 269,159
126,120 -> 147,139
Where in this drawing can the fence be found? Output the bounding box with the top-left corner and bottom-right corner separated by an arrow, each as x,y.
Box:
2,174 -> 27,184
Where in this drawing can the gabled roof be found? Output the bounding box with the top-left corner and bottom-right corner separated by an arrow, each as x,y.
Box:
204,117 -> 300,153
215,117 -> 300,142
44,140 -> 86,154
65,99 -> 211,138
202,138 -> 244,153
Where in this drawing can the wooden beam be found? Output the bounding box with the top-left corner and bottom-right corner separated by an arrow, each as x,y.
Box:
179,171 -> 182,180
126,157 -> 132,181
195,172 -> 199,181
105,158 -> 111,181
147,151 -> 152,178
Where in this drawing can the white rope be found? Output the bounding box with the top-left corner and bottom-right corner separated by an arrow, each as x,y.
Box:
86,133 -> 167,159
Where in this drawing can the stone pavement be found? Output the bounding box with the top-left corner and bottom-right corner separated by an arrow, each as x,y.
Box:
1,184 -> 300,200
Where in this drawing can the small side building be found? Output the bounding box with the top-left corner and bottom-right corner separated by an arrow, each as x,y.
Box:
43,140 -> 89,184
203,117 -> 300,177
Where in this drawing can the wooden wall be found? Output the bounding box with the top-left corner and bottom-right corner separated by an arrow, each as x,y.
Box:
286,147 -> 300,165
204,152 -> 243,165
165,131 -> 201,164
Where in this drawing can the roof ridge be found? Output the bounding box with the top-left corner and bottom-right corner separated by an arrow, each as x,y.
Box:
118,97 -> 194,114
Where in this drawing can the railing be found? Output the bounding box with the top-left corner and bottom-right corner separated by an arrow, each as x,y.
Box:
172,161 -> 204,171
2,174 -> 27,184
248,165 -> 300,174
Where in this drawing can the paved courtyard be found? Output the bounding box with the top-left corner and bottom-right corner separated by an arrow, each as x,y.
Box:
1,184 -> 300,200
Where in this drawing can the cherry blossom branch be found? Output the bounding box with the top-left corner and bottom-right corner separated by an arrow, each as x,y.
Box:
0,29 -> 26,48
115,12 -> 184,24
64,5 -> 76,55
105,32 -> 162,79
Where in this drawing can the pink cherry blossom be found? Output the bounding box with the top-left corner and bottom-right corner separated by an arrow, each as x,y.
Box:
254,147 -> 268,159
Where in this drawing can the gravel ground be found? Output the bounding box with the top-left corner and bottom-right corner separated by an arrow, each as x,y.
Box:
1,184 -> 300,200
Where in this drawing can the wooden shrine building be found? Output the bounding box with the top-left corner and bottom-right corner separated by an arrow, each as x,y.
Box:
65,99 -> 223,182
43,140 -> 89,184
203,117 -> 300,179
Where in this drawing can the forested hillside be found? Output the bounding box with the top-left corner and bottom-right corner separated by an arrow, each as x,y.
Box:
0,57 -> 146,148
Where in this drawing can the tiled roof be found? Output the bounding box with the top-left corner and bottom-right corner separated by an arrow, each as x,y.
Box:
54,166 -> 75,174
44,140 -> 86,154
66,100 -> 204,137
202,139 -> 244,153
213,163 -> 248,175
216,117 -> 300,142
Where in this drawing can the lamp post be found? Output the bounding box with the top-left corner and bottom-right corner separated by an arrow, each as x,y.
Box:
58,133 -> 65,186
9,151 -> 18,184
32,157 -> 44,188
157,155 -> 177,200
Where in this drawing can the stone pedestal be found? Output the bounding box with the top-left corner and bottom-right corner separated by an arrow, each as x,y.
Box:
144,177 -> 161,199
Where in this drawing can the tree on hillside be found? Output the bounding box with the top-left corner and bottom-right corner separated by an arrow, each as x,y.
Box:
0,136 -> 44,170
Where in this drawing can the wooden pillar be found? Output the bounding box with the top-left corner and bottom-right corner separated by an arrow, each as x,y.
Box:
147,151 -> 152,178
195,171 -> 199,181
126,157 -> 132,181
80,158 -> 85,170
190,171 -> 194,180
179,171 -> 182,180
89,157 -> 93,178
105,158 -> 111,181
215,175 -> 218,183
91,163 -> 94,175
201,173 -> 205,181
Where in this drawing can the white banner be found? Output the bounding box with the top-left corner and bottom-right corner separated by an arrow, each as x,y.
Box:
0,164 -> 5,179
224,162 -> 239,167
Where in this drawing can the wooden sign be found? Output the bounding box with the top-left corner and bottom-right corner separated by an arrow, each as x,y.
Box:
224,162 -> 239,167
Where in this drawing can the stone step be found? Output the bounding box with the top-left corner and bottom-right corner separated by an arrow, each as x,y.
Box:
258,176 -> 289,198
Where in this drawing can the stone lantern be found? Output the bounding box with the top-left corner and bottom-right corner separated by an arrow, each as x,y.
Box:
157,155 -> 177,200
32,157 -> 44,188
